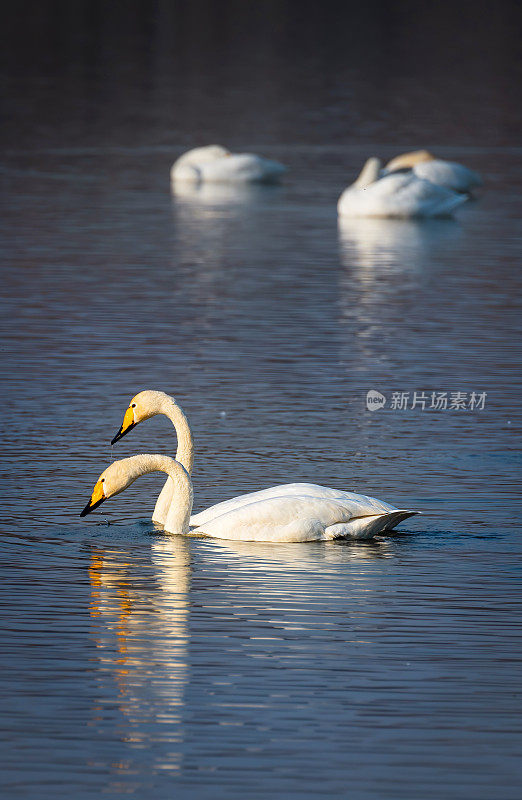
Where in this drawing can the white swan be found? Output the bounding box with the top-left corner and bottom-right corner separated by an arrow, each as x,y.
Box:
337,157 -> 467,219
109,391 -> 417,537
171,145 -> 285,185
80,454 -> 417,542
384,149 -> 482,193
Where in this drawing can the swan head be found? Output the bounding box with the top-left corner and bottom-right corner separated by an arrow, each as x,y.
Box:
80,457 -> 142,516
111,390 -> 172,444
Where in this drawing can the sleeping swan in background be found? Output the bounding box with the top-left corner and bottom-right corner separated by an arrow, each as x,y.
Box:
337,157 -> 467,218
80,454 -> 417,542
171,145 -> 286,185
109,391 -> 417,536
384,149 -> 482,193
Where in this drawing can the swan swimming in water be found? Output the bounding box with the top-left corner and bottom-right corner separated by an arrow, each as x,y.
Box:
171,145 -> 286,185
107,390 -> 417,539
384,149 -> 482,194
80,453 -> 416,542
337,157 -> 467,218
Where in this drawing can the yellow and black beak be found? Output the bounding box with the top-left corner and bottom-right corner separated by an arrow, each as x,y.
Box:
80,480 -> 106,517
111,406 -> 136,445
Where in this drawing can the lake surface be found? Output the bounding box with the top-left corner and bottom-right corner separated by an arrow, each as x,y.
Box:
1,4 -> 522,798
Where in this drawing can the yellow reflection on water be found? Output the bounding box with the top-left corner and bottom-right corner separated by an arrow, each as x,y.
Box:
88,537 -> 191,772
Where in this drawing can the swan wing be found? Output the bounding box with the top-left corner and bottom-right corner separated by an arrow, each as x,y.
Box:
194,494 -> 416,542
199,153 -> 285,183
189,483 -> 396,527
195,494 -> 349,542
413,160 -> 482,192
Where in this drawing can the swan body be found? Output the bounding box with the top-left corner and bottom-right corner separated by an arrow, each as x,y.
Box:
384,150 -> 482,193
193,494 -> 414,542
108,391 -> 417,540
189,482 -> 396,526
171,145 -> 285,185
337,157 -> 467,219
81,455 -> 416,542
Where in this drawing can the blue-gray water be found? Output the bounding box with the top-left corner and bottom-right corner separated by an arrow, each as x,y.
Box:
1,4 -> 522,798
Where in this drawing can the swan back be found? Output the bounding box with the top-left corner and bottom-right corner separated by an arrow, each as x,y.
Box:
197,153 -> 286,184
190,482 -> 396,527
174,145 -> 230,168
412,159 -> 482,192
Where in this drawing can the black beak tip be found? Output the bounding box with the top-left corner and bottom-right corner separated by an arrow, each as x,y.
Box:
80,495 -> 106,517
111,422 -> 135,446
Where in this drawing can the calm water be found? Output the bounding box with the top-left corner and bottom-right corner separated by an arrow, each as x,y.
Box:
2,4 -> 522,798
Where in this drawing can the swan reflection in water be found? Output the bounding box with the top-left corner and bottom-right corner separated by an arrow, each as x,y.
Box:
337,216 -> 463,371
88,536 -> 191,771
172,180 -> 282,210
338,215 -> 463,273
88,531 -> 393,775
170,180 -> 283,317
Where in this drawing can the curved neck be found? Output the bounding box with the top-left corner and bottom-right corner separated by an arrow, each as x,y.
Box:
353,158 -> 381,189
127,454 -> 193,535
159,395 -> 194,475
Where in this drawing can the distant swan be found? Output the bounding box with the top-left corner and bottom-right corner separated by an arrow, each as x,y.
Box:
337,157 -> 467,218
384,150 -> 482,193
80,454 -> 417,542
171,145 -> 285,184
109,391 -> 417,538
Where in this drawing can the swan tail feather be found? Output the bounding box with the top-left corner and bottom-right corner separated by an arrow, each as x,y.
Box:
325,510 -> 419,540
380,510 -> 419,531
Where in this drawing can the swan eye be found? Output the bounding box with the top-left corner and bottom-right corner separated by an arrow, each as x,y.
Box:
101,478 -> 105,483
131,404 -> 136,408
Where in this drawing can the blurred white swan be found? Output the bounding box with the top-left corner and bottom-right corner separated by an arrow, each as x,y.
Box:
110,391 -> 417,536
384,149 -> 482,193
171,145 -> 285,185
81,454 -> 417,542
337,157 -> 467,218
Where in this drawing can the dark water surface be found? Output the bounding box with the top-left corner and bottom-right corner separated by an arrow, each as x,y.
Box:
2,4 -> 522,798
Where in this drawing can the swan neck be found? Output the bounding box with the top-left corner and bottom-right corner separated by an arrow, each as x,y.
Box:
160,397 -> 194,475
132,454 -> 193,535
353,158 -> 381,189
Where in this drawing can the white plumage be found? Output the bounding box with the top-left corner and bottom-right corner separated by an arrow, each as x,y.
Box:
190,482 -> 396,526
81,454 -> 417,543
171,144 -> 286,184
195,493 -> 414,543
409,159 -> 482,193
105,392 -> 418,542
384,150 -> 482,193
337,157 -> 467,219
